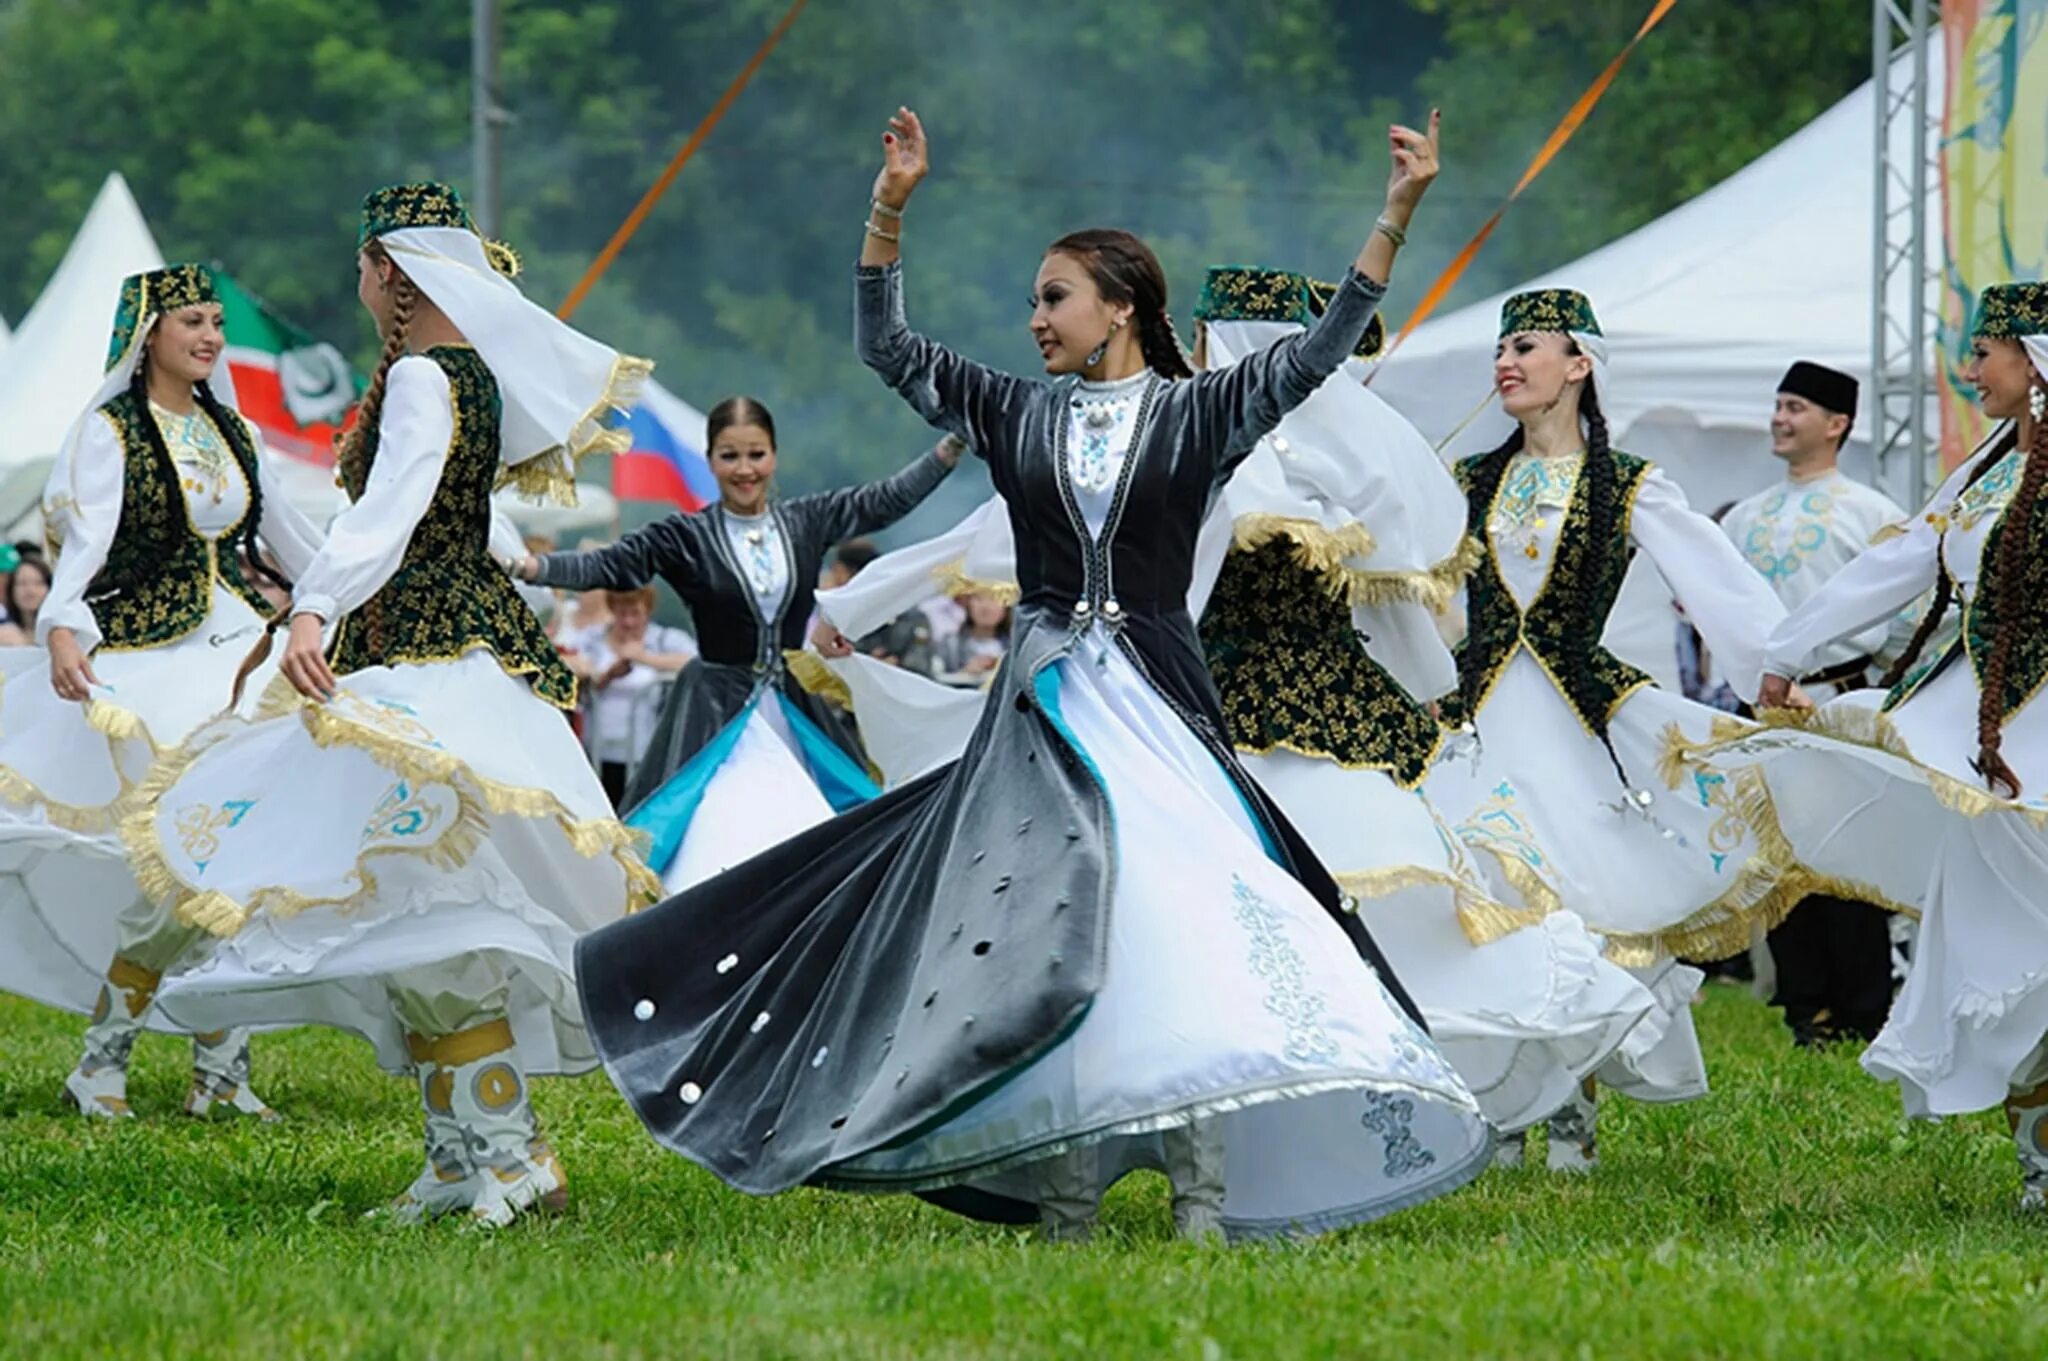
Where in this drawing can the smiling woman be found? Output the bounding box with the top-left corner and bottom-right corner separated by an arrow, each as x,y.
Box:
0,264 -> 326,1125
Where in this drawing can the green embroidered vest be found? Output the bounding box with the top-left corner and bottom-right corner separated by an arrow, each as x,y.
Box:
88,391 -> 268,650
1204,540 -> 1443,788
1443,447 -> 1654,736
1887,447 -> 2048,719
329,347 -> 577,709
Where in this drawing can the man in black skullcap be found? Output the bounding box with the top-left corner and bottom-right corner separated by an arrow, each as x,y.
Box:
1722,361 -> 1907,1046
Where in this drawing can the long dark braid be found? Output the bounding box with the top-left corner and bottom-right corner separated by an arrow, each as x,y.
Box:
1874,424 -> 2017,693
1138,305 -> 1195,381
125,358 -> 183,540
1566,376 -> 1632,785
1046,229 -> 1193,381
1974,393 -> 2048,798
192,377 -> 294,595
336,248 -> 417,494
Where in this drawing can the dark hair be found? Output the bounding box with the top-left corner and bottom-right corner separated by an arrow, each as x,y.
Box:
337,241 -> 417,495
1974,395 -> 2048,798
1478,342 -> 1629,784
834,537 -> 880,575
707,396 -> 777,451
1045,229 -> 1194,381
6,554 -> 50,626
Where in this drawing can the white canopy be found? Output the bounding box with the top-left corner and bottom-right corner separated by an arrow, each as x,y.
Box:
0,174 -> 164,474
1371,48 -> 1942,516
1368,50 -> 1942,686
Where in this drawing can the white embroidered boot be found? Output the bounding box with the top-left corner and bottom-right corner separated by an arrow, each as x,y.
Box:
63,958 -> 160,1119
1163,1119 -> 1227,1245
1034,1144 -> 1101,1245
371,1038 -> 480,1224
439,1019 -> 568,1227
1545,1077 -> 1599,1173
186,1028 -> 281,1121
2006,1080 -> 2048,1210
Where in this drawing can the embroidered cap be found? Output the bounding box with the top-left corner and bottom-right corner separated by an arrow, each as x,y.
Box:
106,264 -> 219,372
1972,282 -> 2048,339
1195,265 -> 1386,360
1498,288 -> 1602,339
358,181 -> 520,278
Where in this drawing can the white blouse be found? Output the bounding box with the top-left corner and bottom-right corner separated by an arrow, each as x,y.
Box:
1066,371 -> 1149,538
1721,468 -> 1907,669
1764,445 -> 2011,681
40,401 -> 325,652
721,508 -> 791,622
1481,452 -> 1785,700
292,354 -> 458,626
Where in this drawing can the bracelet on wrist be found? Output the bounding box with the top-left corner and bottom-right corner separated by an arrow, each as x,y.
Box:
869,198 -> 904,221
865,219 -> 901,244
1372,214 -> 1408,248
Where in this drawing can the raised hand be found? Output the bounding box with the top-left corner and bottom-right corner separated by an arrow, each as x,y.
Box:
1385,109 -> 1441,216
872,106 -> 929,211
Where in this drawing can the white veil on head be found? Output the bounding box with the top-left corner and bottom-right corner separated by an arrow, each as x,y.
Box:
43,264 -> 244,553
358,182 -> 651,505
1188,266 -> 1472,619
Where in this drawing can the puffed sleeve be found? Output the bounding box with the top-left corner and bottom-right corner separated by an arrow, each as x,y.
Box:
1627,468 -> 1786,702
36,414 -> 125,651
290,356 -> 453,624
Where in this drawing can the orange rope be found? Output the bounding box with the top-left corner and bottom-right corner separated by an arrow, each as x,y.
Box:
557,0 -> 810,320
1375,0 -> 1679,369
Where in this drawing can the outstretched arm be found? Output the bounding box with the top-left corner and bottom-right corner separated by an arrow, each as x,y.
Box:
1192,111 -> 1441,480
855,108 -> 1025,452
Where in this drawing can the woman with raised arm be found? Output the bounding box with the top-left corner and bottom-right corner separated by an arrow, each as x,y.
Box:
0,266 -> 323,1122
508,399 -> 960,890
1684,283 -> 2048,1208
1423,290 -> 1796,1171
121,185 -> 658,1226
579,107 -> 1490,1245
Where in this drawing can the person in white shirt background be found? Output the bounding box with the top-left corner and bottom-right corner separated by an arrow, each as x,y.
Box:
572,584 -> 697,806
1720,362 -> 1903,1047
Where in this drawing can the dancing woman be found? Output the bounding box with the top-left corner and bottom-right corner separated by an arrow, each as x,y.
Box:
1423,289 -> 1792,1168
0,265 -> 323,1120
1710,283 -> 2048,1206
509,399 -> 960,890
578,107 -> 1490,1245
122,184 -> 656,1224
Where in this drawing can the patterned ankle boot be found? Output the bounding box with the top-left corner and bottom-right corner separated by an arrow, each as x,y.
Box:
372,1036 -> 482,1224
2005,1081 -> 2048,1210
1545,1077 -> 1599,1173
186,1028 -> 281,1121
63,958 -> 159,1119
438,1020 -> 567,1227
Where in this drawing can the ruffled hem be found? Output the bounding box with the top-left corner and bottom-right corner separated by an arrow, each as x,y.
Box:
121,685 -> 660,938
495,353 -> 655,505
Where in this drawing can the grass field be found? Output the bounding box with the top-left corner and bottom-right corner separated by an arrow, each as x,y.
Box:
3,983 -> 2045,1360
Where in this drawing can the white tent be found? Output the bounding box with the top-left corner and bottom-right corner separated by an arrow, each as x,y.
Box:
1373,51 -> 1941,508
0,313 -> 12,359
0,174 -> 164,475
1369,50 -> 1942,685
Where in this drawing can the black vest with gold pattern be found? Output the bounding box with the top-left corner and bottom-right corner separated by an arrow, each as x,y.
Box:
1444,446 -> 1654,736
329,347 -> 577,708
88,390 -> 268,650
1204,540 -> 1443,788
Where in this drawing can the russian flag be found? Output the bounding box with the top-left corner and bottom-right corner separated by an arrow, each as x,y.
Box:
617,379 -> 719,512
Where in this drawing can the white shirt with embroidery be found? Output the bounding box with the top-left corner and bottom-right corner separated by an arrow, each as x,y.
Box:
1721,467 -> 1906,678
1066,372 -> 1149,540
721,508 -> 791,623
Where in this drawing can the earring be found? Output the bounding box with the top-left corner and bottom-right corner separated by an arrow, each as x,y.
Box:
2031,382 -> 2046,423
1084,319 -> 1123,369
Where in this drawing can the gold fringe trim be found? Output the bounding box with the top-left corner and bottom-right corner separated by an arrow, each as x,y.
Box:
1333,862 -> 1542,949
0,693 -> 164,834
120,692 -> 660,940
1230,518 -> 1482,613
1870,522 -> 1909,545
85,699 -> 156,751
1456,843 -> 1564,944
929,558 -> 1021,604
495,353 -> 655,506
785,649 -> 852,710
